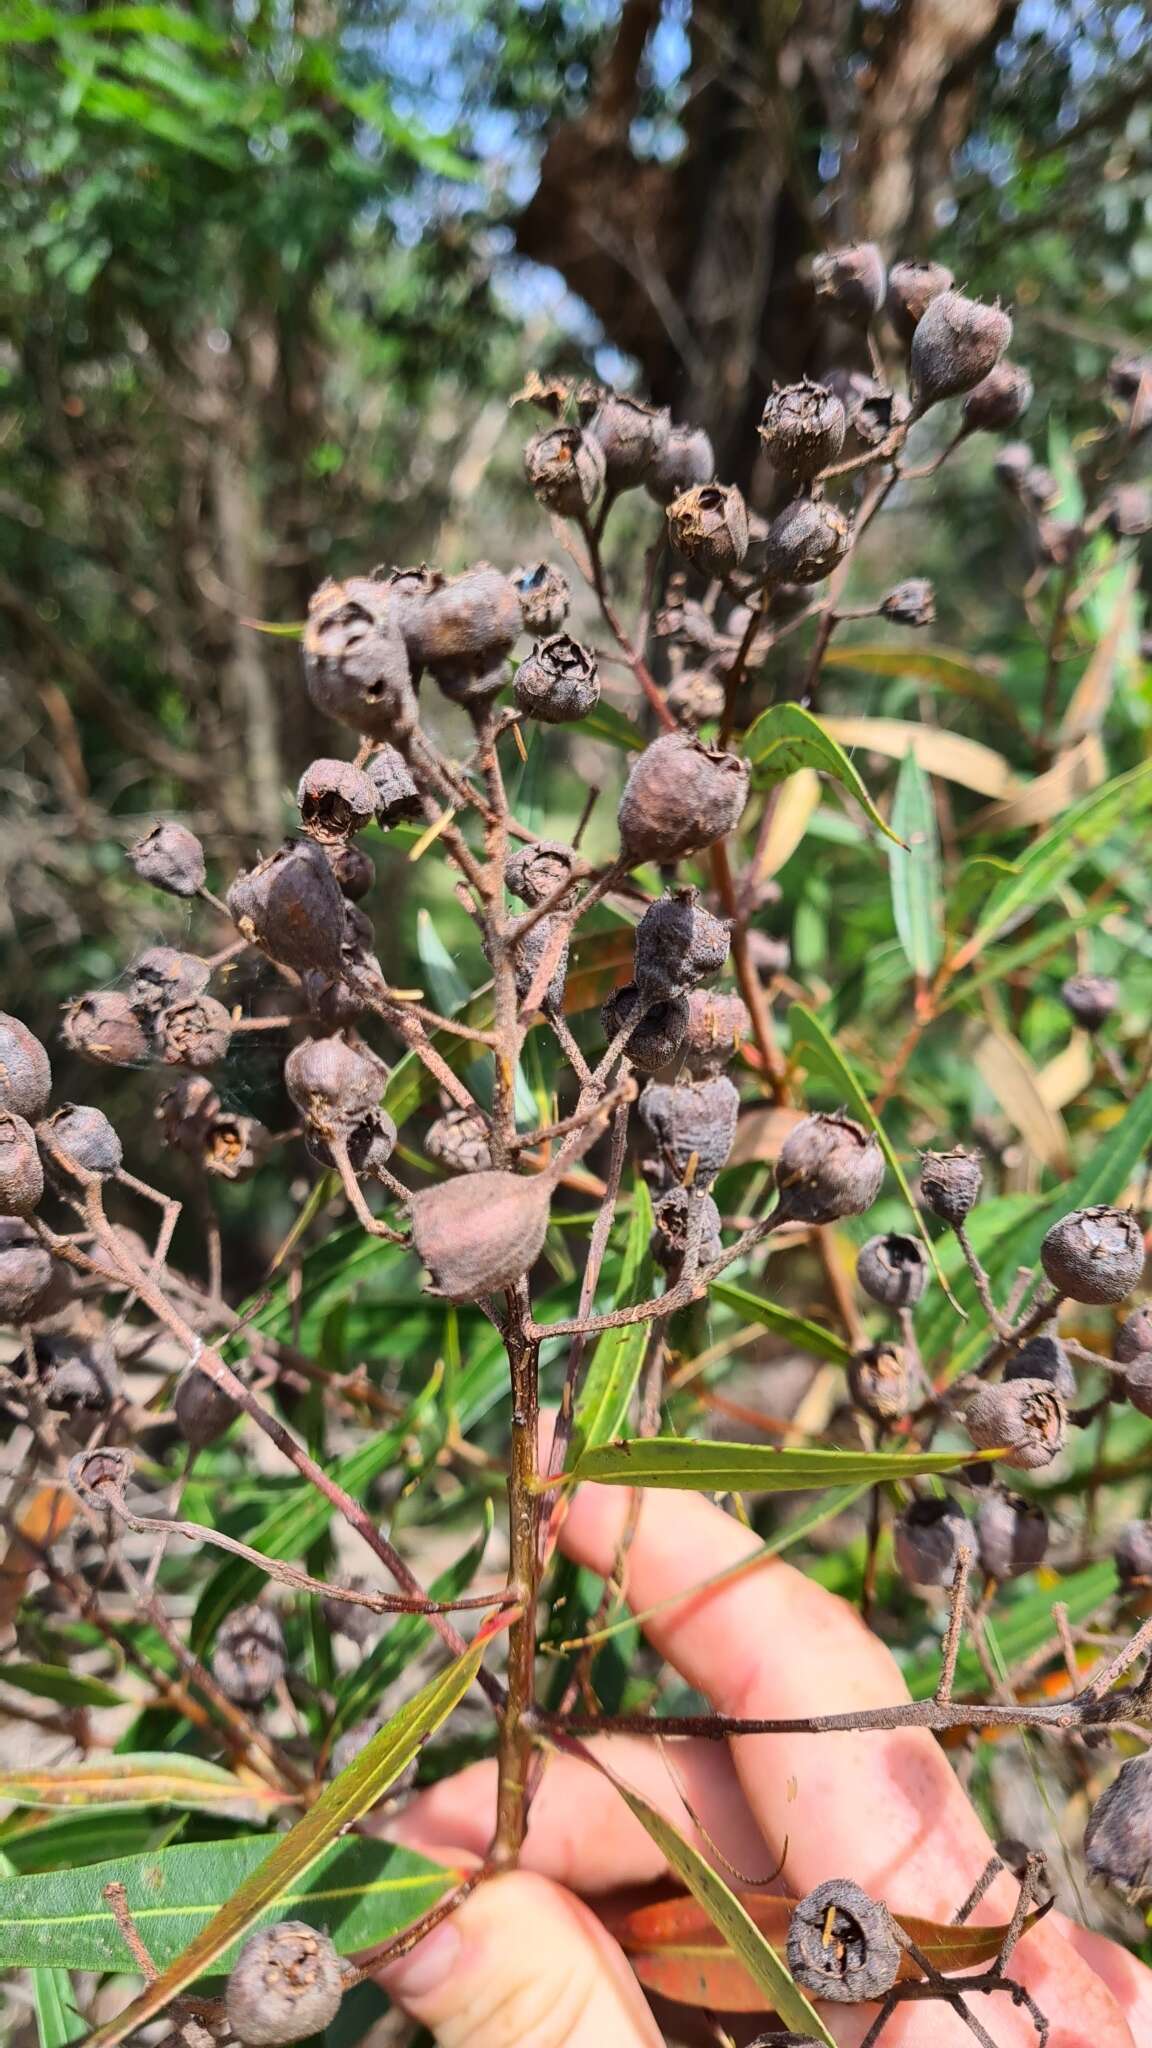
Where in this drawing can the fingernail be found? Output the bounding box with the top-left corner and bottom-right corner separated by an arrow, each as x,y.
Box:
379,1921 -> 462,2002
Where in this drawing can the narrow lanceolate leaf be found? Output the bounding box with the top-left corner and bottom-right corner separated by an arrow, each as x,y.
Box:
597,1776 -> 834,2044
558,1438 -> 994,1492
0,1754 -> 288,1813
743,703 -> 902,846
821,715 -> 1021,799
575,699 -> 645,751
708,1281 -> 851,1365
786,1003 -> 959,1308
0,1661 -> 124,1709
967,758 -> 1152,952
31,1969 -> 86,2048
0,1835 -> 452,1972
569,1179 -> 655,1460
887,749 -> 942,977
85,1640 -> 486,2046
819,644 -> 1022,728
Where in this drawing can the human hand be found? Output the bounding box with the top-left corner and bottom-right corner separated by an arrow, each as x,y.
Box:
379,1482 -> 1152,2047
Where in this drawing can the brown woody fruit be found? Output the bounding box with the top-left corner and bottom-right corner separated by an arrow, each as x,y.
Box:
1113,1520 -> 1152,1587
618,732 -> 750,866
856,1233 -> 927,1309
667,483 -> 749,576
523,425 -> 606,515
828,369 -> 910,448
514,634 -> 600,723
646,422 -> 715,505
366,744 -> 423,828
776,1110 -> 884,1223
512,560 -> 571,636
848,1342 -> 915,1424
39,1103 -> 123,1181
666,669 -> 726,725
650,1184 -> 723,1273
0,1113 -> 43,1216
634,887 -> 731,1003
410,1169 -> 552,1300
758,380 -> 846,480
63,991 -> 151,1068
963,1379 -> 1067,1470
886,258 -> 954,343
586,393 -> 670,486
787,1879 -> 900,2003
812,244 -> 886,325
505,839 -> 580,909
212,1603 -> 286,1707
1116,1304 -> 1152,1364
155,996 -> 234,1069
306,1106 -> 397,1177
894,1495 -> 972,1589
284,1034 -> 388,1139
128,949 -> 211,1014
919,1146 -> 982,1226
1004,1331 -> 1076,1401
681,988 -> 749,1076
0,1014 -> 52,1119
761,498 -> 851,584
226,1923 -> 345,2047
1085,1755 -> 1152,1899
1061,974 -> 1119,1032
39,1337 -> 118,1414
303,576 -> 416,740
1122,1356 -> 1152,1421
1041,1206 -> 1144,1304
976,1492 -> 1049,1580
504,912 -> 569,1014
326,843 -> 376,900
175,1363 -> 241,1448
425,1105 -> 493,1175
67,1445 -> 131,1514
638,1075 -> 739,1184
910,291 -> 1013,410
414,564 -> 522,696
228,841 -> 346,980
880,578 -> 936,627
128,820 -> 207,898
0,1220 -> 72,1322
601,985 -> 689,1075
961,361 -> 1033,433
297,759 -> 378,844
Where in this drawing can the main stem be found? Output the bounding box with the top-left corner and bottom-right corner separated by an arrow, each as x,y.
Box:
494,1299 -> 541,1862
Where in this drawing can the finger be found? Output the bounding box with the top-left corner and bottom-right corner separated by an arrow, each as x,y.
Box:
376,1870 -> 662,2048
560,1483 -> 1139,2047
386,1737 -> 772,1892
1056,1913 -> 1152,2036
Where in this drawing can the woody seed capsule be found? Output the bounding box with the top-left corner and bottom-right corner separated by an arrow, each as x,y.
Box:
0,1014 -> 52,1119
512,561 -> 571,636
128,820 -> 207,898
155,995 -> 233,1069
880,578 -> 936,628
1004,1331 -> 1076,1401
919,1146 -> 982,1226
586,393 -> 670,487
650,1184 -> 723,1273
129,949 -> 212,1014
668,483 -> 749,577
638,1075 -> 739,1185
618,732 -> 750,866
601,985 -> 689,1075
963,1378 -> 1067,1470
523,425 -> 606,516
39,1103 -> 123,1181
284,1034 -> 388,1137
893,1495 -> 972,1589
1041,1206 -> 1144,1304
1061,973 -> 1119,1032
226,1923 -> 345,2047
758,380 -> 845,481
212,1603 -> 286,1707
634,887 -> 731,1004
1113,1519 -> 1152,1587
326,842 -> 376,900
761,497 -> 851,585
910,291 -> 1013,410
63,991 -> 151,1068
297,759 -> 378,844
666,669 -> 726,725
303,576 -> 416,741
414,564 -> 523,694
228,841 -> 347,980
856,1232 -> 927,1308
848,1342 -> 915,1424
365,744 -> 422,828
1122,1355 -> 1152,1421
886,258 -> 954,344
787,1879 -> 900,2003
645,422 -> 715,505
1085,1755 -> 1152,1899
961,361 -> 1033,434
775,1110 -> 884,1224
39,1337 -> 118,1414
976,1491 -> 1049,1580
410,1169 -> 552,1300
175,1363 -> 241,1448
681,988 -> 750,1077
0,1113 -> 43,1216
0,1220 -> 72,1322
425,1105 -> 493,1175
514,634 -> 600,724
505,839 -> 580,909
505,912 -> 569,1013
1116,1304 -> 1152,1363
812,244 -> 886,325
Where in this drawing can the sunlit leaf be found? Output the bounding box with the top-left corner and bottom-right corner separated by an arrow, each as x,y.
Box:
708,1280 -> 851,1365
967,759 -> 1152,951
744,703 -> 901,845
558,1437 -> 993,1491
569,1179 -> 655,1459
0,1662 -> 124,1709
821,714 -> 1020,799
887,748 -> 942,977
0,1754 -> 289,1813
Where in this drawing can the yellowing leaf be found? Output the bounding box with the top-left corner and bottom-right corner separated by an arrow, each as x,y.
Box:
822,716 -> 1021,799
970,735 -> 1105,833
754,768 -> 821,879
974,1031 -> 1070,1173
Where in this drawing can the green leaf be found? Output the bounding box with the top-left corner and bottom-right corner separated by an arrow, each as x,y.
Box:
0,1835 -> 452,1973
86,1640 -> 485,2045
708,1281 -> 852,1364
331,1504 -> 494,1738
574,700 -> 645,752
744,703 -> 901,846
786,1002 -> 959,1307
0,1753 -> 289,1813
416,907 -> 471,1016
967,759 -> 1152,952
569,1179 -> 655,1459
32,1970 -> 86,2048
558,1437 -> 992,1491
0,1662 -> 124,1708
887,749 -> 942,977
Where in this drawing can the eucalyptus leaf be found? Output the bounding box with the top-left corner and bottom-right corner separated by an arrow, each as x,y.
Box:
744,702 -> 901,846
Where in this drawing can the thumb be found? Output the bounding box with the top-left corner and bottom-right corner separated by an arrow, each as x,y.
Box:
376,1870 -> 662,2048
